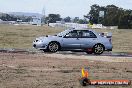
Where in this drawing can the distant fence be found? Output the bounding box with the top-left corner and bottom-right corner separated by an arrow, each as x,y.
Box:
49,23 -> 89,29
49,23 -> 118,29
92,24 -> 118,29
0,21 -> 118,29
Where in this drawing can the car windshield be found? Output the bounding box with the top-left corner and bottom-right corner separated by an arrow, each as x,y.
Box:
56,29 -> 71,37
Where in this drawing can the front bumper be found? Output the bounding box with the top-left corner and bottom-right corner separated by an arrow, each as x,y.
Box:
33,42 -> 48,50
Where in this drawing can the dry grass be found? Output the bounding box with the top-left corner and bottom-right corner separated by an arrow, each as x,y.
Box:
0,24 -> 62,49
0,24 -> 132,52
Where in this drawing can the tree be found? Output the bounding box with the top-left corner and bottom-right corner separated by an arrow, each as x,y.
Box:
103,5 -> 119,26
88,4 -> 100,24
73,17 -> 79,23
64,16 -> 71,22
78,19 -> 88,24
47,14 -> 62,23
118,10 -> 132,29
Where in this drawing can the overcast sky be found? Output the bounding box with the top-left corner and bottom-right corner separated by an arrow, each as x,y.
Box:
0,0 -> 132,18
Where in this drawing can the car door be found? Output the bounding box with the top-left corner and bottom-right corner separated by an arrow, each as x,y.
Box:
62,30 -> 81,49
80,30 -> 98,49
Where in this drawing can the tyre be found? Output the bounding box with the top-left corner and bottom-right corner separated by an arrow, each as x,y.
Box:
80,78 -> 90,86
47,42 -> 59,52
93,44 -> 104,55
86,51 -> 93,54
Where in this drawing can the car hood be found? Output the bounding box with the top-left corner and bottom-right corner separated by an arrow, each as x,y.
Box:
36,35 -> 59,40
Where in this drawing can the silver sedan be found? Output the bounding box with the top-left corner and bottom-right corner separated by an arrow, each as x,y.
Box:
33,29 -> 112,55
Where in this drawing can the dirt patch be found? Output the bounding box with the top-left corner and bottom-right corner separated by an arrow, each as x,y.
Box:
42,53 -> 132,62
0,52 -> 132,88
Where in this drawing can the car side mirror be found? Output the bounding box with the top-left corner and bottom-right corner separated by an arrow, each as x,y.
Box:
64,34 -> 70,38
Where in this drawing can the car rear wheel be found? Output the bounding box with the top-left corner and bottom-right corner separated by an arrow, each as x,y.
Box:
47,42 -> 59,52
93,44 -> 104,55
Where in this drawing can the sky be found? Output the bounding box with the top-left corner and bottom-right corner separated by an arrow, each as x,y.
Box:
0,0 -> 132,18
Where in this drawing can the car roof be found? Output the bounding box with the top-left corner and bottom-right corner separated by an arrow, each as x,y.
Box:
68,28 -> 94,32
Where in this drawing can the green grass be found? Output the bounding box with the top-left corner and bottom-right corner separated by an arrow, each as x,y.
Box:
0,24 -> 132,52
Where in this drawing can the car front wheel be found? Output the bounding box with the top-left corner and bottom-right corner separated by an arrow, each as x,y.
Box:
93,44 -> 104,55
47,42 -> 59,52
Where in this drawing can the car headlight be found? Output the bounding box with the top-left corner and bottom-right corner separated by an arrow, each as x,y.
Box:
34,39 -> 42,42
36,40 -> 39,42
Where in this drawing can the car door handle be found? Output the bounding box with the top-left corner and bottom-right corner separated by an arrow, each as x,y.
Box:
76,38 -> 79,40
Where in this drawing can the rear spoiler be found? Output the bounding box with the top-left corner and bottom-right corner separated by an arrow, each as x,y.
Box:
99,32 -> 112,38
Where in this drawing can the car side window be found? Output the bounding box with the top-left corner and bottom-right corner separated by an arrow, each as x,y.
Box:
65,30 -> 80,38
81,30 -> 97,38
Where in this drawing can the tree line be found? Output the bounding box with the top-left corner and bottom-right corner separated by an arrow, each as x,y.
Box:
0,13 -> 32,22
84,4 -> 132,29
0,4 -> 131,29
45,14 -> 88,24
0,13 -> 88,24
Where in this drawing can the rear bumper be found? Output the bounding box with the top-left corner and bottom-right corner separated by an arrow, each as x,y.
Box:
105,44 -> 113,51
106,48 -> 112,51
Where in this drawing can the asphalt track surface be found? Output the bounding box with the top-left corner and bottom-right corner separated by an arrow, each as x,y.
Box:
0,48 -> 132,57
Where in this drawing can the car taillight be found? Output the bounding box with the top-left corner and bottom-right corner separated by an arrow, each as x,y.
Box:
109,38 -> 112,44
